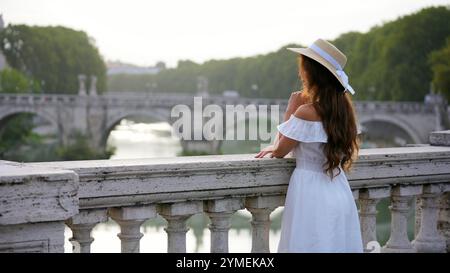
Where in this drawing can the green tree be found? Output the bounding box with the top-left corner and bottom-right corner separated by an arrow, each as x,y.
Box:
430,37 -> 450,99
0,113 -> 43,160
0,25 -> 106,94
336,6 -> 450,101
55,131 -> 116,161
0,68 -> 41,93
0,68 -> 42,161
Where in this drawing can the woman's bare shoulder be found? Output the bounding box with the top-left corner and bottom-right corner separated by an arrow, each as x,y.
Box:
293,103 -> 321,122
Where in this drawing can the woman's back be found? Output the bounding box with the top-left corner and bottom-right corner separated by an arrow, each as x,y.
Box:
278,108 -> 347,177
276,112 -> 363,252
257,38 -> 363,252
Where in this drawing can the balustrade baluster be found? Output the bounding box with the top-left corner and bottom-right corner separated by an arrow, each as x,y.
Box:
159,201 -> 203,253
383,185 -> 422,253
109,205 -> 157,253
245,195 -> 284,253
205,198 -> 244,253
412,184 -> 446,252
66,209 -> 108,253
358,187 -> 390,252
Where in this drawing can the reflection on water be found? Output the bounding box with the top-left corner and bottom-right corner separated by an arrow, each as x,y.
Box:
107,119 -> 182,159
69,118 -> 415,253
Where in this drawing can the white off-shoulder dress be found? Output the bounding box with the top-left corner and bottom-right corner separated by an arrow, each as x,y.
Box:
276,114 -> 363,253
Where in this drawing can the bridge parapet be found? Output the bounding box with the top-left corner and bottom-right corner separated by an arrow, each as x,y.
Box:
355,101 -> 435,114
1,131 -> 449,253
1,92 -> 443,113
0,93 -> 79,105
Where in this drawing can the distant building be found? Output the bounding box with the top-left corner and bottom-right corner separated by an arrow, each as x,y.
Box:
106,61 -> 165,75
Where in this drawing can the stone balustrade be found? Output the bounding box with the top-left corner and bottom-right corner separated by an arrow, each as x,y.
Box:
1,131 -> 450,253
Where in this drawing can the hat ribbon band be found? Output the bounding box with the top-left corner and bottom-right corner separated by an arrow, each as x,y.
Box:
309,44 -> 355,95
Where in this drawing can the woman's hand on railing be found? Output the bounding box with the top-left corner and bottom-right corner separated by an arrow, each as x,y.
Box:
254,145 -> 275,158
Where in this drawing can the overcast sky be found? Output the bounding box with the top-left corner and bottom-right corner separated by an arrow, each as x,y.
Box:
0,0 -> 448,67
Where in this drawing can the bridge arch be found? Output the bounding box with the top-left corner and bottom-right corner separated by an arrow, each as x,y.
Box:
101,108 -> 173,149
0,107 -> 60,136
358,114 -> 423,144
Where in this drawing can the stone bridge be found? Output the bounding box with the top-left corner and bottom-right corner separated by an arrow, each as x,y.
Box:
0,89 -> 448,153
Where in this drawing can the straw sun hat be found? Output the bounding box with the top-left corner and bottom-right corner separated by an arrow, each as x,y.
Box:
287,39 -> 355,95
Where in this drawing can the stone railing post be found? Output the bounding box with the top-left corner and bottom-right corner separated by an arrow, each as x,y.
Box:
412,184 -> 446,252
205,198 -> 244,253
109,205 -> 157,253
66,209 -> 108,253
429,130 -> 450,252
383,185 -> 422,253
438,192 -> 450,252
159,201 -> 203,253
245,195 -> 284,253
358,187 -> 390,252
0,162 -> 79,253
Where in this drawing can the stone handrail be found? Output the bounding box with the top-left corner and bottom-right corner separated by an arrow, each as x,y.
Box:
1,132 -> 450,253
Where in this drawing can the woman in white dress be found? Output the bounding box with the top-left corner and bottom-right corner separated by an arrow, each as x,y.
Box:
255,39 -> 363,253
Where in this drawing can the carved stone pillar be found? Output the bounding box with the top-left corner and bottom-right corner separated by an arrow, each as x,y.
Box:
109,205 -> 157,253
78,74 -> 87,96
205,198 -> 244,253
245,195 -> 284,253
66,209 -> 108,253
159,201 -> 203,253
413,184 -> 446,252
438,191 -> 450,252
383,185 -> 422,253
358,187 -> 390,252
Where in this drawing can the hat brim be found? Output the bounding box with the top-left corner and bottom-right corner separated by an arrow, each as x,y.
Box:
287,47 -> 347,92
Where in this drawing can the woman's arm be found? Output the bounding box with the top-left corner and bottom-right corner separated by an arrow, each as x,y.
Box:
255,91 -> 308,158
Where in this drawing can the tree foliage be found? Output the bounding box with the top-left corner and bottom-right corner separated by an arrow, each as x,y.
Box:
108,6 -> 450,101
430,37 -> 450,99
342,6 -> 450,101
0,68 -> 42,160
55,131 -> 116,161
0,113 -> 42,160
0,25 -> 106,94
0,68 -> 41,93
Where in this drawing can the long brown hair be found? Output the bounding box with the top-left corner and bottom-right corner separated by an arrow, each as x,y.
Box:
299,55 -> 359,178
